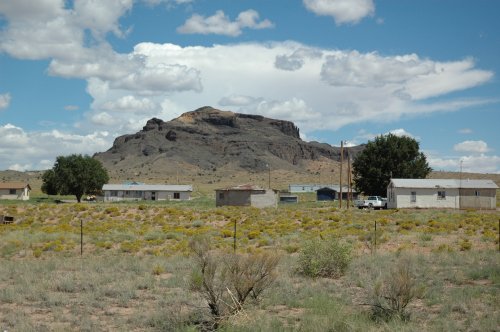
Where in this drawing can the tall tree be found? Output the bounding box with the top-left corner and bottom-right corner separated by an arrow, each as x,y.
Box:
42,154 -> 109,202
352,134 -> 431,196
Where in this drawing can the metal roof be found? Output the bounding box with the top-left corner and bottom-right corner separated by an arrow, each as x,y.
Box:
102,184 -> 193,192
289,184 -> 355,191
389,179 -> 498,189
216,184 -> 265,191
0,182 -> 31,190
458,179 -> 499,189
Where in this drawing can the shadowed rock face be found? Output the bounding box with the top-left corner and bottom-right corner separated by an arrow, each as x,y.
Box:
94,106 -> 363,172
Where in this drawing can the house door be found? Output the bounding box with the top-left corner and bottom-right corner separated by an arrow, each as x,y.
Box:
151,192 -> 156,201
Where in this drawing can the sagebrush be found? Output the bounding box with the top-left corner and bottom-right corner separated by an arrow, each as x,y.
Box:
297,237 -> 352,278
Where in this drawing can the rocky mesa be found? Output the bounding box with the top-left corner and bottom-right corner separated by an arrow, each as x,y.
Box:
94,106 -> 363,178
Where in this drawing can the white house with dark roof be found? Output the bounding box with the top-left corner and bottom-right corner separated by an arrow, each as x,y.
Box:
102,184 -> 192,202
0,182 -> 31,200
387,179 -> 498,210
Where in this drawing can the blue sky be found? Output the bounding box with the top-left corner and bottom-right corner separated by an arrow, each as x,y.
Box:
0,0 -> 499,173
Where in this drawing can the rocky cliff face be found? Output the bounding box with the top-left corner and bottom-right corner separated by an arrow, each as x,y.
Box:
94,106 -> 362,174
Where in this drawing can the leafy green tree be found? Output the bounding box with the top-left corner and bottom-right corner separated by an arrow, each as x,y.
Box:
352,134 -> 431,196
41,169 -> 58,195
41,154 -> 109,202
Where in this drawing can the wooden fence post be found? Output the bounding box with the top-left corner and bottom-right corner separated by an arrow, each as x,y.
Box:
80,219 -> 83,256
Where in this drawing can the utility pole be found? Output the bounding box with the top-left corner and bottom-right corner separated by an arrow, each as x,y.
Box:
459,159 -> 463,209
347,147 -> 351,209
233,219 -> 237,253
80,219 -> 83,256
339,141 -> 344,208
266,164 -> 271,189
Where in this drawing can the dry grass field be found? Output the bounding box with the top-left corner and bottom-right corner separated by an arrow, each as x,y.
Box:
0,195 -> 498,331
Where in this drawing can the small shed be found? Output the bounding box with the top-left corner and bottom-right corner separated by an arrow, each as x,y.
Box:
102,183 -> 193,202
0,182 -> 31,200
0,215 -> 15,224
316,187 -> 336,201
215,184 -> 278,208
279,193 -> 299,204
387,178 -> 498,209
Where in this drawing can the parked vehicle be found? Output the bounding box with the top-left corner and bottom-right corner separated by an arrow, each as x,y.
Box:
354,196 -> 387,210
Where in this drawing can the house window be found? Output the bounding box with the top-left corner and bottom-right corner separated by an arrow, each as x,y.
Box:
9,189 -> 16,195
437,191 -> 446,200
410,191 -> 416,203
475,190 -> 480,197
111,190 -> 117,196
173,192 -> 180,199
219,193 -> 225,200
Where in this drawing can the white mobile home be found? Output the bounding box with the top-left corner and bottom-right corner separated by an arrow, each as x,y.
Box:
102,184 -> 192,202
387,179 -> 498,210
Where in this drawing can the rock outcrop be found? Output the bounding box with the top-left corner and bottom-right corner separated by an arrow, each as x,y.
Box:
94,106 -> 363,174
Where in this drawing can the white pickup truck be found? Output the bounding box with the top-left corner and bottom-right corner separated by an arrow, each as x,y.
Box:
355,196 -> 387,210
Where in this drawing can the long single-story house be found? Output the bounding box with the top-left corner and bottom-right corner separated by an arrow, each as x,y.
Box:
215,184 -> 278,208
0,182 -> 31,200
387,179 -> 498,209
290,184 -> 333,193
102,184 -> 193,202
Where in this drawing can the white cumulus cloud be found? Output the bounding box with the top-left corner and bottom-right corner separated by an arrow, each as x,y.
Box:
429,154 -> 500,174
73,0 -> 133,39
177,9 -> 274,36
458,128 -> 473,134
387,128 -> 418,139
303,0 -> 375,25
101,95 -> 157,113
402,58 -> 494,100
321,51 -> 435,87
0,93 -> 11,109
64,105 -> 79,111
219,95 -> 262,106
0,124 -> 112,170
114,63 -> 202,93
91,112 -> 115,126
142,0 -> 193,6
275,48 -> 323,71
428,140 -> 499,173
454,140 -> 490,154
255,98 -> 321,123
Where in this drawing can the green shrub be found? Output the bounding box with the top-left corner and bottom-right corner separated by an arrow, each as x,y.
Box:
152,264 -> 165,275
369,256 -> 421,322
189,236 -> 280,328
297,237 -> 352,278
247,230 -> 260,240
459,238 -> 472,251
433,244 -> 454,253
191,220 -> 203,228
